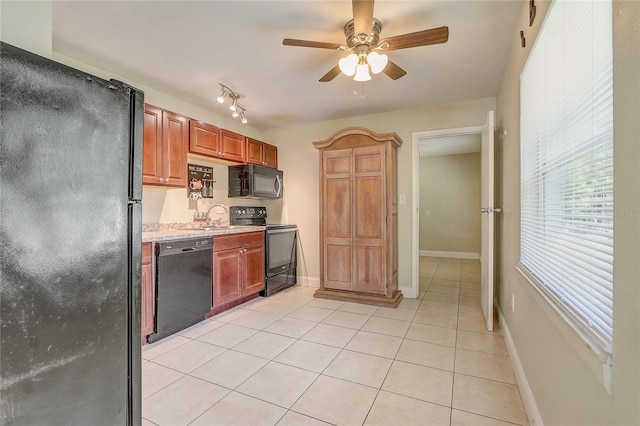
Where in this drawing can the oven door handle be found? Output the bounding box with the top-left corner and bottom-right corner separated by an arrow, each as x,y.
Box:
267,228 -> 297,235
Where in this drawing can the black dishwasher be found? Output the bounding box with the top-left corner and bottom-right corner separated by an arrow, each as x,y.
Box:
147,237 -> 213,343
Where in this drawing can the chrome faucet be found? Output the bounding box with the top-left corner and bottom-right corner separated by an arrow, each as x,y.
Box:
205,204 -> 228,227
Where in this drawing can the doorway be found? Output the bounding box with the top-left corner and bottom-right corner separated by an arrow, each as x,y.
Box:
411,112 -> 495,331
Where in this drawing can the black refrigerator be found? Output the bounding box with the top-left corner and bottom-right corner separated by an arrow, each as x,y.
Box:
0,42 -> 143,425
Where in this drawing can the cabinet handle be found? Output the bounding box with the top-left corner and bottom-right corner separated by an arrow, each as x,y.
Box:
159,178 -> 164,183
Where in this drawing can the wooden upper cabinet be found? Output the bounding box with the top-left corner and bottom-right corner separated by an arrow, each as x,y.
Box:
314,127 -> 403,307
143,106 -> 163,184
246,137 -> 278,168
246,138 -> 263,165
189,120 -> 220,157
143,104 -> 188,187
220,130 -> 245,163
163,111 -> 188,186
262,143 -> 278,168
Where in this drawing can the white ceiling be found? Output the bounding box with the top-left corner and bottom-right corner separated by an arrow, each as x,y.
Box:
52,1 -> 521,131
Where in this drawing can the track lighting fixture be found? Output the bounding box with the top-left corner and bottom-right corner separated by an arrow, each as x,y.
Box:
216,86 -> 230,103
216,83 -> 248,124
238,107 -> 247,124
229,97 -> 238,112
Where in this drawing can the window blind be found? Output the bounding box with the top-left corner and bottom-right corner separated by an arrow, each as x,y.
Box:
520,0 -> 613,354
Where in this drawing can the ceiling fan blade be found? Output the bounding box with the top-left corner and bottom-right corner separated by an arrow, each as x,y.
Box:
383,60 -> 407,80
319,65 -> 342,82
352,0 -> 375,38
283,39 -> 342,50
384,26 -> 449,51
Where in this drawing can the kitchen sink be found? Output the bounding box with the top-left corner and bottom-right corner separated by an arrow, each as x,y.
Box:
182,225 -> 245,231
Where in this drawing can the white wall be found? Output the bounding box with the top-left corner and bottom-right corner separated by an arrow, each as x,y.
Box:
264,97 -> 495,291
0,0 -> 52,58
419,153 -> 481,255
495,1 -> 640,424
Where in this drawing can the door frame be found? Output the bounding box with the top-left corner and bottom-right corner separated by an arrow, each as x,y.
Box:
410,125 -> 485,299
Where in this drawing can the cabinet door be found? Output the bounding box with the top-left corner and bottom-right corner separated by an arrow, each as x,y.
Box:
189,120 -> 220,157
353,145 -> 385,294
213,249 -> 242,307
323,149 -> 353,291
220,130 -> 246,163
246,138 -> 263,165
143,105 -> 163,185
162,110 -> 188,187
242,244 -> 265,295
141,243 -> 154,338
263,143 -> 278,169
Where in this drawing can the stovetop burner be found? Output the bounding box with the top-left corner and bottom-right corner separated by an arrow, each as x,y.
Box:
229,206 -> 297,230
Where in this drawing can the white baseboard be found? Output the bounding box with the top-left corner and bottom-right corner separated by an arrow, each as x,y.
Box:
499,309 -> 544,426
398,285 -> 418,299
297,276 -> 320,288
419,250 -> 480,259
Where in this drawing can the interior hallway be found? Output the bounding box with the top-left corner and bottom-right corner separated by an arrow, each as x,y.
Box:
141,257 -> 528,425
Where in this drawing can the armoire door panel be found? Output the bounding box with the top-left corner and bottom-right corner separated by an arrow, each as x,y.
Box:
325,243 -> 353,290
326,178 -> 351,238
354,151 -> 382,174
354,245 -> 384,294
354,175 -> 383,239
324,149 -> 352,175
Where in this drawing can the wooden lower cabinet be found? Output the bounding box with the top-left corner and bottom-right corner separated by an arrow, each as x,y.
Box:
211,232 -> 265,313
212,248 -> 242,306
141,242 -> 154,340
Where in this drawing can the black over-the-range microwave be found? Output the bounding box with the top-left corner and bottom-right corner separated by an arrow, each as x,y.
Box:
228,164 -> 284,199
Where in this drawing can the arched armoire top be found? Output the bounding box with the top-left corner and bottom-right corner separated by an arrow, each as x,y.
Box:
313,127 -> 403,150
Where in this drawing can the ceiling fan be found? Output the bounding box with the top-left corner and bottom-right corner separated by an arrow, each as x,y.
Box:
283,0 -> 449,83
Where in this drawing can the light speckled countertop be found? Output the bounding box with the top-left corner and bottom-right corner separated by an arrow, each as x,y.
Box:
142,223 -> 265,243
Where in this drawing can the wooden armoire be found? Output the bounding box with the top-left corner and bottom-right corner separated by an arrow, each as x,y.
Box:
314,127 -> 403,307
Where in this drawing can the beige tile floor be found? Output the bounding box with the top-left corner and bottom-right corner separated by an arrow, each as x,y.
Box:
142,257 -> 528,426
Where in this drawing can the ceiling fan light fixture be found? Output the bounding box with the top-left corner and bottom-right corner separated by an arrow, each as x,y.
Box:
338,53 -> 358,76
354,63 -> 371,82
367,51 -> 388,74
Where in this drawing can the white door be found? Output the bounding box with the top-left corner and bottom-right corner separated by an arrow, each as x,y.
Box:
480,111 -> 495,332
